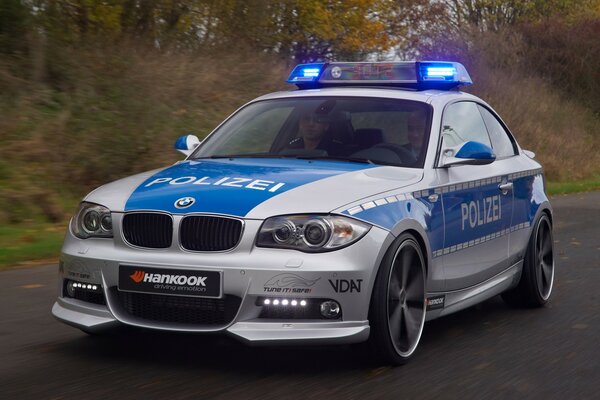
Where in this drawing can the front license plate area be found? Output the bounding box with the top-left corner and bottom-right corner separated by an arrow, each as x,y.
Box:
119,265 -> 221,298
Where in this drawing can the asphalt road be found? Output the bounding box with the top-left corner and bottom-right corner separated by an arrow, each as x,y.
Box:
1,192 -> 598,399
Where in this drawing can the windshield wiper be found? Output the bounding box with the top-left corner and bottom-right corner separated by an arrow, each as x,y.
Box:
193,153 -> 281,159
294,155 -> 375,164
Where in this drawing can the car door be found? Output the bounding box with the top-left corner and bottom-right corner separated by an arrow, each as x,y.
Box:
476,104 -> 525,268
437,101 -> 514,291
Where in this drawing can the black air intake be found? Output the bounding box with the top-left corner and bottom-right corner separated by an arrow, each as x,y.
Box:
117,291 -> 241,326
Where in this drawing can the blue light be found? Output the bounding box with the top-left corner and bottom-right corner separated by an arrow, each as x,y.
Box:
286,63 -> 326,84
287,61 -> 472,89
426,67 -> 456,77
417,62 -> 472,85
302,68 -> 321,78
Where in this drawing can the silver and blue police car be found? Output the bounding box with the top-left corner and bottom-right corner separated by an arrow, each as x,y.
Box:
53,61 -> 554,364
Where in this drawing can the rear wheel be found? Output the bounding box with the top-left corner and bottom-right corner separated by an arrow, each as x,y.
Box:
502,213 -> 554,307
369,233 -> 426,365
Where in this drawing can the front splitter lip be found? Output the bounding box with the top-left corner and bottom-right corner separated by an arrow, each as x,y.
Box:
227,320 -> 370,345
52,298 -> 370,344
52,298 -> 120,333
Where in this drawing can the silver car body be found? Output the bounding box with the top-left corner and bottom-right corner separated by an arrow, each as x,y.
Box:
53,85 -> 552,344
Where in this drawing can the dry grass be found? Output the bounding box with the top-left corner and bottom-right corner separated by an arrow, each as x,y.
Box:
424,29 -> 600,182
466,62 -> 600,180
0,45 -> 288,224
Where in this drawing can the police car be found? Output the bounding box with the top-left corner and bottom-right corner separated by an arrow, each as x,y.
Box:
53,61 -> 554,364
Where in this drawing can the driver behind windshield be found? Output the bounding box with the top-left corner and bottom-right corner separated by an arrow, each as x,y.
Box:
287,111 -> 341,153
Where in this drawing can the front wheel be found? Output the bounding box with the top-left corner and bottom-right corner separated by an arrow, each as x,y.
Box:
369,233 -> 426,365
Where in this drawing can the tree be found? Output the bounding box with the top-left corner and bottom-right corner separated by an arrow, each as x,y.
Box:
0,0 -> 29,55
272,0 -> 398,62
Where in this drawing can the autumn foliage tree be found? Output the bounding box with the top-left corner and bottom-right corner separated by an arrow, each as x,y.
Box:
15,0 -> 402,62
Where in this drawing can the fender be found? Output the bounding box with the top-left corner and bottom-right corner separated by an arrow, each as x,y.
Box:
390,218 -> 433,273
361,218 -> 434,314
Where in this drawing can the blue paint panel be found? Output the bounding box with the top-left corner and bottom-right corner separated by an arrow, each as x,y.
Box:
513,174 -> 543,225
175,135 -> 191,150
455,141 -> 495,160
340,172 -> 543,260
342,197 -> 444,252
421,197 -> 445,252
348,201 -> 409,231
125,158 -> 376,216
442,182 -> 510,248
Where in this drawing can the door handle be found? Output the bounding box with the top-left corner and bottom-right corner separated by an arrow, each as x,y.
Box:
498,182 -> 513,194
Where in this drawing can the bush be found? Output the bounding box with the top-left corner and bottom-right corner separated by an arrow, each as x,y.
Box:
519,18 -> 600,115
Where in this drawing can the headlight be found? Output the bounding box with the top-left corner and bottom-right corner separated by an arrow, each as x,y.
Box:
257,215 -> 370,252
70,202 -> 113,239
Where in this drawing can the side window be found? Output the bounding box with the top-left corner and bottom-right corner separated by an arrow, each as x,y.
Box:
441,102 -> 491,149
477,105 -> 517,158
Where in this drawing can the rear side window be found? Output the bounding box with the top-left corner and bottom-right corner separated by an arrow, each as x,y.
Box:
441,102 -> 491,149
477,105 -> 517,158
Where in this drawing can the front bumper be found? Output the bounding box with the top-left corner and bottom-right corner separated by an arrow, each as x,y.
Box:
52,298 -> 369,343
53,217 -> 391,344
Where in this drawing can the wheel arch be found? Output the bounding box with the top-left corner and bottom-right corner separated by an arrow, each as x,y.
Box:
541,203 -> 553,225
389,219 -> 432,277
534,201 -> 553,228
367,220 -> 432,315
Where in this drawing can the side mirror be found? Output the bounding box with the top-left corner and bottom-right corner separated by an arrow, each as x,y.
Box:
522,149 -> 536,159
174,134 -> 201,157
441,141 -> 496,167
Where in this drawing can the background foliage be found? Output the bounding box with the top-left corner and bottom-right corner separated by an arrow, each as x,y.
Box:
1,0 -> 599,230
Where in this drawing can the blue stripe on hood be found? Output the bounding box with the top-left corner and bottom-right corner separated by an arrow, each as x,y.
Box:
125,158 -> 376,216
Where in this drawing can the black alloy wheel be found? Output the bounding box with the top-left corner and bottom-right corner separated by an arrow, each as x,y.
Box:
502,213 -> 554,307
369,233 -> 426,364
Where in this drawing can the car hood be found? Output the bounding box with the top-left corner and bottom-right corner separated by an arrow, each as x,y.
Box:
84,158 -> 423,218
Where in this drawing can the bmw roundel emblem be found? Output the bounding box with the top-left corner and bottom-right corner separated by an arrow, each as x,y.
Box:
174,196 -> 195,209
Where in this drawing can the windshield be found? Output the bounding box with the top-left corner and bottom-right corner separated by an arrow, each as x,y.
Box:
191,97 -> 432,168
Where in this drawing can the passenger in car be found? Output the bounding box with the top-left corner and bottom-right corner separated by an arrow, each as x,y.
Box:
402,110 -> 427,159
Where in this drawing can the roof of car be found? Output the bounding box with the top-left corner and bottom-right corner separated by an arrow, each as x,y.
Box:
254,86 -> 480,105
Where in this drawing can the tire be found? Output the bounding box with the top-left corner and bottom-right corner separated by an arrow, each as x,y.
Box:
369,233 -> 427,365
502,213 -> 554,307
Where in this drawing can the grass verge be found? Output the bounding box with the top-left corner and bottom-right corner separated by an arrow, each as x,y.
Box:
0,223 -> 66,269
547,176 -> 600,196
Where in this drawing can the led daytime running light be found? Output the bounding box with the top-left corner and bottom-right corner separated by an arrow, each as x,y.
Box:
262,298 -> 308,307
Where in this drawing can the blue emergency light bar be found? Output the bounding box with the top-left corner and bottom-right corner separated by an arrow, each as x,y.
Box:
286,61 -> 473,90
